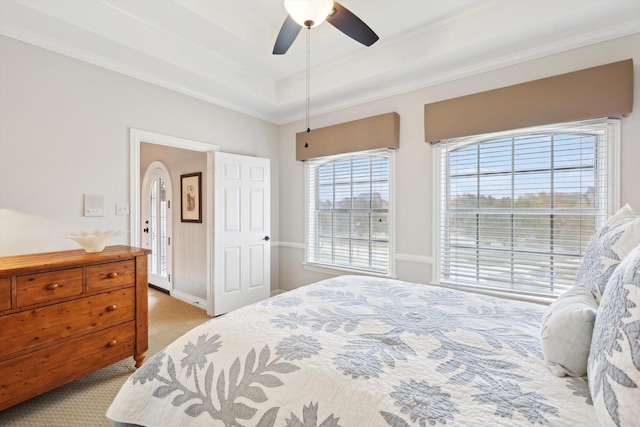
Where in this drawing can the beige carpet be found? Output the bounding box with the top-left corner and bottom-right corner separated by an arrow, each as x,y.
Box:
0,288 -> 211,427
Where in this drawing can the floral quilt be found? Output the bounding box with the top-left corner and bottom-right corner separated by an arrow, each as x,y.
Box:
107,275 -> 597,426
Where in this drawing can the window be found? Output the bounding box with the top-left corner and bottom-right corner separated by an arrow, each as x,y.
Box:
434,119 -> 619,298
305,149 -> 394,275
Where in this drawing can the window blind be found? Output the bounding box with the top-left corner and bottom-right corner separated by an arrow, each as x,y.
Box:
436,119 -> 618,297
306,149 -> 392,274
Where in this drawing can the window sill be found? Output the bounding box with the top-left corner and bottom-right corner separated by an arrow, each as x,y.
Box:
303,262 -> 396,280
429,281 -> 556,305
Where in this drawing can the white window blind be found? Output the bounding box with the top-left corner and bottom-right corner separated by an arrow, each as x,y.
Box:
435,119 -> 619,297
306,149 -> 392,274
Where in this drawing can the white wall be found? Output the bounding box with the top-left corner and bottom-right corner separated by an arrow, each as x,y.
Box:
2,33 -> 639,295
277,33 -> 640,291
0,36 -> 281,294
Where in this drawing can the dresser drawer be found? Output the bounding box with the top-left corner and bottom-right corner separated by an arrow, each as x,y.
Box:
0,278 -> 10,311
16,267 -> 83,307
0,288 -> 135,360
0,321 -> 135,410
86,260 -> 135,292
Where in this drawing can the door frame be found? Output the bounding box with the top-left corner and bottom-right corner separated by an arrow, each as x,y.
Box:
130,128 -> 219,316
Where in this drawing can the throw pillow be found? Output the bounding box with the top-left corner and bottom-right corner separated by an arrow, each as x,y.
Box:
540,285 -> 598,377
588,244 -> 640,427
576,204 -> 640,302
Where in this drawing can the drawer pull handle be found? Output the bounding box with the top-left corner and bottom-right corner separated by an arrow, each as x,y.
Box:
108,340 -> 118,347
47,283 -> 60,290
107,304 -> 117,311
108,272 -> 119,279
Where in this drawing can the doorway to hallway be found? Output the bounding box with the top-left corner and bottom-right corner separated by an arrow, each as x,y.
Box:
141,161 -> 172,292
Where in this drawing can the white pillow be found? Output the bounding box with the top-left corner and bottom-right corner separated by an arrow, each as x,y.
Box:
540,285 -> 598,377
588,244 -> 640,427
576,204 -> 640,302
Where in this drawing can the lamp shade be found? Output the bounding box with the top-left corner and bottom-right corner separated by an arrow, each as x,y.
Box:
284,0 -> 334,28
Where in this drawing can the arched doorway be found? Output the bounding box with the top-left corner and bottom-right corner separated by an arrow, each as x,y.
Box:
142,161 -> 172,292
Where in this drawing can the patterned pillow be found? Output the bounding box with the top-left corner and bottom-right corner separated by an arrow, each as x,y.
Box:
587,244 -> 640,427
576,204 -> 640,302
540,285 -> 598,377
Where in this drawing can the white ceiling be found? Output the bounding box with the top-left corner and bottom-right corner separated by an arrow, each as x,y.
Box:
1,0 -> 639,124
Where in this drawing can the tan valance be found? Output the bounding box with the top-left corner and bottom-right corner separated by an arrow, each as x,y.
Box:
424,59 -> 634,143
296,112 -> 400,161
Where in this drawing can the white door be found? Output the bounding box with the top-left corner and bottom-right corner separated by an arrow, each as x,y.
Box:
213,152 -> 270,315
141,161 -> 172,292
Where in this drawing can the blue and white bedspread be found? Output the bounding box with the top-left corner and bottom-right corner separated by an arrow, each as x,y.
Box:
107,275 -> 597,426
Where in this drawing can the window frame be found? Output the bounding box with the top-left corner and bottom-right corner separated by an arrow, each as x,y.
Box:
304,148 -> 396,277
432,119 -> 620,301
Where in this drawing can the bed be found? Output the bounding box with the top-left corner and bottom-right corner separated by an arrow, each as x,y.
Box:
107,275 -> 599,427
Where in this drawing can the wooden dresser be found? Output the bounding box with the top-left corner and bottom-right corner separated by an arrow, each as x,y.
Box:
0,245 -> 151,410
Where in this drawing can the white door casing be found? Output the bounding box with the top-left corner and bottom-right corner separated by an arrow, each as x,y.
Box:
213,152 -> 270,315
130,128 -> 219,315
141,161 -> 172,292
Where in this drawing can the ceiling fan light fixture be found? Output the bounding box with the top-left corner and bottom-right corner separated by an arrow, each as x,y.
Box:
284,0 -> 334,28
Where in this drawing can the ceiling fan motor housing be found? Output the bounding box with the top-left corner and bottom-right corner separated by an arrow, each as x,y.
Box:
274,1 -> 379,55
284,0 -> 334,28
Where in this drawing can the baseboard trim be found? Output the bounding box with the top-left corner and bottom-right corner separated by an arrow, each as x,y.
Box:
170,289 -> 207,311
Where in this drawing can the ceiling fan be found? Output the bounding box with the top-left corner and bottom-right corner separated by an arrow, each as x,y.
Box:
273,0 -> 379,54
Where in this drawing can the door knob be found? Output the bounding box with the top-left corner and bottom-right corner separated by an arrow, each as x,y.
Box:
263,236 -> 270,241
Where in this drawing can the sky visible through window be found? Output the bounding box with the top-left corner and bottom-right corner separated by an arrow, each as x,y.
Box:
449,133 -> 596,203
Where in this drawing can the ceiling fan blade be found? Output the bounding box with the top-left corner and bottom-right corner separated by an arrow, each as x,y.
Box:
273,15 -> 302,54
326,1 -> 379,47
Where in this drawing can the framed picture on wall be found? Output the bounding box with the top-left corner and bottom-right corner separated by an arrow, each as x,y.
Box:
180,172 -> 202,223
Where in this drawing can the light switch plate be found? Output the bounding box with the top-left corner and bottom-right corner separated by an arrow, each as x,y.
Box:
84,194 -> 104,217
116,203 -> 130,215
